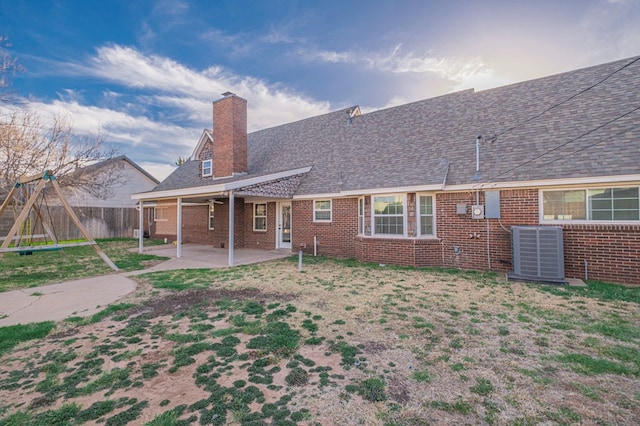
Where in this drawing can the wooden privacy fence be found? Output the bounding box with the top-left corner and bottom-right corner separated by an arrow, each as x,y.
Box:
0,206 -> 139,241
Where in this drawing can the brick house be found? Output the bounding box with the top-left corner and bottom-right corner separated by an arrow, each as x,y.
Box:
133,57 -> 640,286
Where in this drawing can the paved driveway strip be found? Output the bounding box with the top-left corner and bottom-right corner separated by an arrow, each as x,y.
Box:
0,275 -> 136,327
0,246 -> 292,327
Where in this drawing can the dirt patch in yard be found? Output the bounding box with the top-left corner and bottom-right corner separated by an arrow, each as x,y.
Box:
1,258 -> 639,425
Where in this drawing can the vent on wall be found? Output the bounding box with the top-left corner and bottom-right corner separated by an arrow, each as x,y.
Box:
508,226 -> 566,284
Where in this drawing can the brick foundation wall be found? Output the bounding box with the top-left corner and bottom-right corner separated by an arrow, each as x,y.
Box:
355,237 -> 442,267
292,198 -> 358,258
244,202 -> 276,250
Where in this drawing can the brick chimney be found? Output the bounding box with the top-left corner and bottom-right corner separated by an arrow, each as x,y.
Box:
213,92 -> 248,178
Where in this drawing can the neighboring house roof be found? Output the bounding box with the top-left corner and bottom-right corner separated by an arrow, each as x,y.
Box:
151,55 -> 640,199
79,155 -> 160,185
60,155 -> 160,208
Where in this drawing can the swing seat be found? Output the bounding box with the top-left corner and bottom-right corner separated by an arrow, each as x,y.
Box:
0,241 -> 93,254
19,246 -> 62,255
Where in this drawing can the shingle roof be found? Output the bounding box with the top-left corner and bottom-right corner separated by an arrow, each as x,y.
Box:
158,56 -> 640,197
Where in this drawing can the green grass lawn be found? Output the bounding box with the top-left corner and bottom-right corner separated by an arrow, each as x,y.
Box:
0,251 -> 638,425
0,238 -> 168,292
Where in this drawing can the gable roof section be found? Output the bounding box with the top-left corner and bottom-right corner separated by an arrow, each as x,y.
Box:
152,55 -> 640,199
78,155 -> 160,184
248,56 -> 640,195
189,129 -> 213,161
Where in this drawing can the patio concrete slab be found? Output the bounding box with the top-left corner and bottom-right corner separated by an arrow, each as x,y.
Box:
0,245 -> 292,327
124,245 -> 293,276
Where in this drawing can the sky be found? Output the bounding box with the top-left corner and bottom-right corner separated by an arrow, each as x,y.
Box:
1,0 -> 639,181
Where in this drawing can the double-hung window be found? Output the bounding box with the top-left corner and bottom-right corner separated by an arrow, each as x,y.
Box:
202,159 -> 212,177
208,202 -> 215,230
373,195 -> 405,236
542,187 -> 639,221
418,195 -> 434,236
154,207 -> 168,222
313,200 -> 332,222
358,197 -> 365,234
254,203 -> 267,231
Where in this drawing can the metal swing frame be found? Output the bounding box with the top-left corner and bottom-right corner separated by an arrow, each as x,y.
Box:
0,170 -> 119,271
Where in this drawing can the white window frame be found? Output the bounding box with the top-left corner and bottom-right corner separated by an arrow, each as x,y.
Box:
418,194 -> 435,236
154,207 -> 168,222
358,197 -> 365,235
208,202 -> 215,230
372,194 -> 407,237
202,159 -> 213,177
313,199 -> 332,222
540,186 -> 640,224
253,203 -> 267,231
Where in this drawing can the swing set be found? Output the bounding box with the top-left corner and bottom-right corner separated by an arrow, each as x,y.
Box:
0,170 -> 119,271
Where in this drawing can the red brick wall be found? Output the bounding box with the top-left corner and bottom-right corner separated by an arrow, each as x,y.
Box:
213,95 -> 247,177
562,224 -> 640,285
150,190 -> 640,286
150,200 -> 176,241
292,198 -> 358,258
150,199 -> 245,248
355,237 -> 442,267
244,202 -> 276,250
434,190 -> 539,272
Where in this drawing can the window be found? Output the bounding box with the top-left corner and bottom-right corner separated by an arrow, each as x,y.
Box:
313,200 -> 332,222
254,203 -> 267,231
154,207 -> 168,221
373,195 -> 405,236
542,187 -> 639,221
418,195 -> 434,235
202,159 -> 212,177
358,197 -> 364,234
208,202 -> 215,230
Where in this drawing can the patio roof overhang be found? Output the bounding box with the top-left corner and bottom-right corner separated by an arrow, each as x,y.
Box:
131,166 -> 312,202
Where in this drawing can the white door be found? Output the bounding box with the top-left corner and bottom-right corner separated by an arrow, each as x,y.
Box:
277,202 -> 292,249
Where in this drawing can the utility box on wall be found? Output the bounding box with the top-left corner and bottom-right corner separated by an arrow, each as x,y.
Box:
485,190 -> 501,219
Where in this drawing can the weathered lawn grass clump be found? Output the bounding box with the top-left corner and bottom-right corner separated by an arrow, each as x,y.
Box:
0,238 -> 168,292
1,254 -> 639,424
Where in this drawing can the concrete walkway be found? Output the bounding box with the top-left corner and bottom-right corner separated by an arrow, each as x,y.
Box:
0,245 -> 292,327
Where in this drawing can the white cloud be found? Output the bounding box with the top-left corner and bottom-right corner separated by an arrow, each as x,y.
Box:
74,45 -> 331,131
139,162 -> 176,181
28,99 -> 200,162
297,48 -> 356,64
27,45 -> 334,179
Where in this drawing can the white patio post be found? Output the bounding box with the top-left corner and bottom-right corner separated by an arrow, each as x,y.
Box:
176,197 -> 182,258
228,190 -> 234,266
138,200 -> 144,253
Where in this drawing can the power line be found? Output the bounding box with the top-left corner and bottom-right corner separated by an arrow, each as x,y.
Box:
533,122 -> 640,170
494,56 -> 640,139
485,105 -> 640,183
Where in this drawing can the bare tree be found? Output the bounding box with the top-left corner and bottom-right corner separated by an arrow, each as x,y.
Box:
0,109 -> 121,200
1,41 -> 122,200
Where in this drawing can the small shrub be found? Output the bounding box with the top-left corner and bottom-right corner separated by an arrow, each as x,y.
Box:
285,367 -> 309,386
358,377 -> 386,402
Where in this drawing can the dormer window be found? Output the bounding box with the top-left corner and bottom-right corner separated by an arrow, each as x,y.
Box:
202,159 -> 212,177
